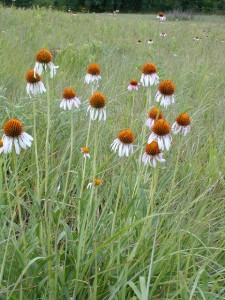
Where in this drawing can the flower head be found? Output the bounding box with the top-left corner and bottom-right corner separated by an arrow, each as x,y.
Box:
155,80 -> 175,108
140,62 -> 159,87
26,69 -> 46,97
81,147 -> 90,159
111,129 -> 135,157
34,49 -> 59,78
146,108 -> 163,128
148,39 -> 153,45
85,63 -> 101,84
172,113 -> 191,136
160,32 -> 167,37
87,92 -> 106,121
148,119 -> 171,151
60,88 -> 81,110
157,12 -> 166,21
142,141 -> 166,168
2,118 -> 33,154
128,79 -> 140,91
87,178 -> 103,189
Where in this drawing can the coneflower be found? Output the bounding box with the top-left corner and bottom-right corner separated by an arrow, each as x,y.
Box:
2,118 -> 33,154
26,69 -> 46,96
172,113 -> 191,136
155,80 -> 175,108
87,92 -> 106,122
148,119 -> 171,151
60,88 -> 81,110
34,49 -> 58,78
140,62 -> 159,87
127,79 -> 140,91
146,108 -> 163,128
111,129 -> 135,157
85,63 -> 101,84
142,141 -> 166,168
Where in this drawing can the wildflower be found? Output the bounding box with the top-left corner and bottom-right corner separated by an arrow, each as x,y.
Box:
85,63 -> 101,84
148,39 -> 153,45
87,178 -> 103,189
155,80 -> 175,108
140,62 -> 159,87
148,119 -> 171,151
60,88 -> 81,110
87,92 -> 106,121
142,141 -> 166,168
2,118 -> 33,154
26,69 -> 46,97
81,147 -> 90,158
111,129 -> 135,157
194,37 -> 200,41
34,49 -> 59,78
146,108 -> 163,128
157,12 -> 166,21
128,79 -> 140,91
137,40 -> 142,44
0,139 -> 4,154
172,113 -> 191,136
160,32 -> 167,37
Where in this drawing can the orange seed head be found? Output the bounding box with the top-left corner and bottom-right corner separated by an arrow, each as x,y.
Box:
3,118 -> 24,137
118,129 -> 135,144
63,88 -> 76,99
0,139 -> 3,148
176,113 -> 191,126
142,62 -> 157,75
87,63 -> 101,75
158,80 -> 175,96
35,49 -> 53,63
130,79 -> 138,86
26,70 -> 41,83
145,141 -> 161,156
90,92 -> 106,108
94,178 -> 103,185
149,108 -> 163,120
153,119 -> 170,136
81,147 -> 89,154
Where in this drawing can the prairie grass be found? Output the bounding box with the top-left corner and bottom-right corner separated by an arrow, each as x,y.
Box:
0,6 -> 225,299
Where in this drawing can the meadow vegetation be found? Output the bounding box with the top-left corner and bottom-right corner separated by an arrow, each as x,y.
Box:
0,7 -> 225,299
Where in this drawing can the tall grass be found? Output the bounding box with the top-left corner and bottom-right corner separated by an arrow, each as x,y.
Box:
0,6 -> 225,299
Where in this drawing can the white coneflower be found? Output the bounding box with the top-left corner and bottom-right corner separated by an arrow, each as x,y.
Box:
146,108 -> 163,128
2,118 -> 33,154
87,178 -> 103,189
81,147 -> 90,158
147,39 -> 153,45
148,119 -> 171,151
85,63 -> 101,84
34,49 -> 59,78
60,88 -> 81,110
26,69 -> 46,97
0,139 -> 4,154
127,79 -> 140,91
157,12 -> 166,21
172,113 -> 191,136
140,62 -> 159,87
155,80 -> 175,108
87,92 -> 106,122
142,141 -> 166,168
194,37 -> 200,41
160,32 -> 167,37
111,129 -> 135,157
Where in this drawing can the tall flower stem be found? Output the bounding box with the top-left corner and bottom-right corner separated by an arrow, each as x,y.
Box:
131,90 -> 135,125
63,109 -> 74,205
147,166 -> 159,216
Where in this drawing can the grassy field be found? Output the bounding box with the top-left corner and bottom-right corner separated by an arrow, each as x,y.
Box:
0,6 -> 225,299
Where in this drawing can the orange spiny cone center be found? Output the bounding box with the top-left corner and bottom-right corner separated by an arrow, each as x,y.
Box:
90,92 -> 106,108
36,49 -> 53,63
81,147 -> 89,154
142,62 -> 157,75
26,70 -> 41,83
130,79 -> 138,86
153,119 -> 170,136
176,113 -> 191,126
118,129 -> 135,144
158,12 -> 164,17
3,118 -> 24,137
87,63 -> 101,75
149,108 -> 163,120
145,141 -> 161,156
158,80 -> 175,96
63,88 -> 76,99
94,179 -> 103,185
0,139 -> 3,148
